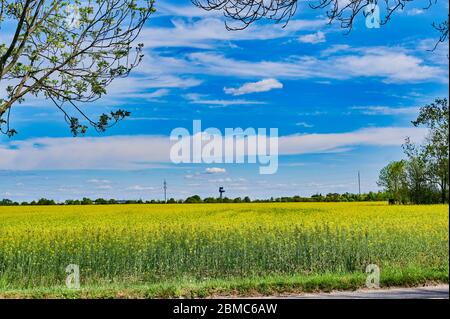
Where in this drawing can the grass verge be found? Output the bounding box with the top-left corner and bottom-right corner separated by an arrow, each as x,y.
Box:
0,266 -> 447,299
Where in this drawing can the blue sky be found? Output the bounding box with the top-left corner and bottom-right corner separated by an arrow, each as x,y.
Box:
0,0 -> 448,201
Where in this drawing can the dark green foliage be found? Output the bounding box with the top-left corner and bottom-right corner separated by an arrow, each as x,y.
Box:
378,98 -> 449,204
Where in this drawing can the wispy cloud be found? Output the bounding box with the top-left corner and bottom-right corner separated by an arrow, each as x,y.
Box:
185,93 -> 266,106
104,75 -> 202,100
139,18 -> 327,49
0,127 -> 427,170
406,8 -> 425,16
351,106 -> 419,115
87,179 -> 111,184
298,111 -> 328,116
278,127 -> 427,155
299,31 -> 326,44
140,45 -> 445,84
296,122 -> 314,128
141,89 -> 171,99
127,185 -> 156,191
96,185 -> 113,190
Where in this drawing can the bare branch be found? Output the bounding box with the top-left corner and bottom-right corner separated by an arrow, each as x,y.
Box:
191,0 -> 299,31
430,17 -> 449,51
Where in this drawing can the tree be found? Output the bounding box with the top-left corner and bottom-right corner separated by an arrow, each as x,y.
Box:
0,0 -> 155,137
378,98 -> 449,205
203,197 -> 217,203
378,160 -> 408,204
0,198 -> 13,205
81,197 -> 92,205
94,198 -> 108,205
411,98 -> 449,204
37,197 -> 55,205
185,195 -> 202,203
192,0 -> 448,48
405,155 -> 430,204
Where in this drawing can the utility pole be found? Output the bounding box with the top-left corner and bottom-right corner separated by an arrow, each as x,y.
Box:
358,171 -> 361,196
163,179 -> 167,203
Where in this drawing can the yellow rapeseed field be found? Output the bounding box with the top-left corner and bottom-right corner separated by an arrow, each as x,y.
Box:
0,202 -> 448,291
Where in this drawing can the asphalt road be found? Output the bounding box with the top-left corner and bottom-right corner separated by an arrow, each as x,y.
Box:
281,285 -> 449,299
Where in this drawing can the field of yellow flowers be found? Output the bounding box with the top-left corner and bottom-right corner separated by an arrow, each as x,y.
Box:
0,202 -> 448,297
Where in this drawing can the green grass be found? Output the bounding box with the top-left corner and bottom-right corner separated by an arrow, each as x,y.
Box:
0,266 -> 447,299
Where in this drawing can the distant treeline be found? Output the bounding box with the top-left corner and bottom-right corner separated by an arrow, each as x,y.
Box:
0,192 -> 389,206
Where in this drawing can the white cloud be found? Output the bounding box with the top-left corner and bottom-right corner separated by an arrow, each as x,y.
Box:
0,127 -> 427,170
319,44 -> 352,57
351,106 -> 419,115
299,31 -> 326,44
96,185 -> 113,190
298,111 -> 328,116
207,177 -> 247,185
3,73 -> 200,109
185,93 -> 266,106
0,136 -> 171,170
6,42 -> 445,112
140,89 -> 171,99
134,41 -> 446,85
296,122 -> 314,128
87,179 -> 111,184
224,79 -> 283,96
278,127 -> 427,155
104,75 -> 201,101
333,49 -> 443,83
205,167 -> 226,174
139,18 -> 327,49
184,174 -> 199,179
192,99 -> 265,106
127,185 -> 156,191
416,38 -> 449,66
406,8 -> 425,16
182,49 -> 446,83
134,46 -> 442,85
